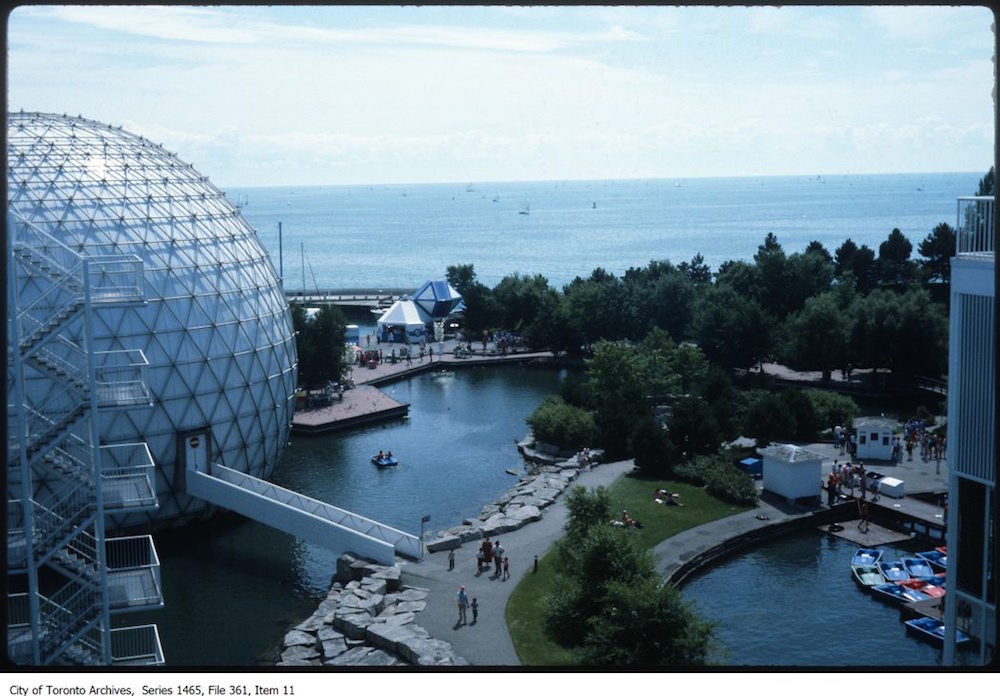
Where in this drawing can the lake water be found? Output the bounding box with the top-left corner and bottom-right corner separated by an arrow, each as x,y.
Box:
680,530 -> 973,667
229,172 -> 981,291
126,365 -> 565,666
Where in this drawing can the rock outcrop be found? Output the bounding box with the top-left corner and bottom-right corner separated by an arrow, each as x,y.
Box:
425,442 -> 603,552
276,555 -> 468,667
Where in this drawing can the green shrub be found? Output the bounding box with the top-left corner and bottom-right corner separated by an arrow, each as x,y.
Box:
806,389 -> 858,431
526,395 -> 599,449
674,454 -> 757,506
781,389 -> 820,440
630,415 -> 676,479
743,391 -> 796,445
580,578 -> 717,667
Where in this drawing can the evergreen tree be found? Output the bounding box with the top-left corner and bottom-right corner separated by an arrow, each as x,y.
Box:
917,223 -> 957,283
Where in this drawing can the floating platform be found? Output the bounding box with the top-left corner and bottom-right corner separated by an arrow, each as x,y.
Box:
292,385 -> 409,435
819,521 -> 910,546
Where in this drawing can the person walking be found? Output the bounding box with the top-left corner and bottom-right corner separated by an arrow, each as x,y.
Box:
502,556 -> 510,581
448,548 -> 455,571
471,597 -> 479,625
457,586 -> 469,625
493,540 -> 504,576
858,500 -> 870,533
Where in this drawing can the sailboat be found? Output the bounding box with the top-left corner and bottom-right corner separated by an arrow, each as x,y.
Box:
519,200 -> 530,215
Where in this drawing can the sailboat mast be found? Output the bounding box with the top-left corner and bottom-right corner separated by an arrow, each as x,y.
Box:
278,221 -> 284,280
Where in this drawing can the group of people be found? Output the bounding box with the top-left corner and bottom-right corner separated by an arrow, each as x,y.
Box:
475,537 -> 509,579
833,425 -> 858,457
453,536 -> 511,626
824,460 -> 879,507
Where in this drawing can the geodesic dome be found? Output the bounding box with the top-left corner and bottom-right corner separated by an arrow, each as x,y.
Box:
6,111 -> 298,531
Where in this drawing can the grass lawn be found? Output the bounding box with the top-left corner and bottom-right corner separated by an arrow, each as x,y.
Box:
506,470 -> 754,666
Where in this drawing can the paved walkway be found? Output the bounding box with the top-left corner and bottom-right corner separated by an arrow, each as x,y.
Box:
398,460 -> 635,666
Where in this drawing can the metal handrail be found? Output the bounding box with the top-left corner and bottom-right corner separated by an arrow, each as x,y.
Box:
215,464 -> 421,558
956,196 -> 994,256
87,255 -> 144,303
109,624 -> 164,665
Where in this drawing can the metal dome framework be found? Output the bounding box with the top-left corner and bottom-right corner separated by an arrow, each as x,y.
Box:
7,112 -> 299,665
8,112 -> 298,530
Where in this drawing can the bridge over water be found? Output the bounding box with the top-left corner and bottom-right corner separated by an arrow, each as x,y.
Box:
284,288 -> 411,308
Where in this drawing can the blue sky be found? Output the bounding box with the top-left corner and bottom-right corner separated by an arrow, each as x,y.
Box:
7,5 -> 996,187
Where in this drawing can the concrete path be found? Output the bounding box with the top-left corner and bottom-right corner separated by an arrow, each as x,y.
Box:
397,460 -> 635,666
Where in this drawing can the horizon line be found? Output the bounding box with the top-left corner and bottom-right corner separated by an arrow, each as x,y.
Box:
221,170 -> 988,190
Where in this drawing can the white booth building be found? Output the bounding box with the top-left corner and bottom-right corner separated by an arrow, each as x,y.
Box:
853,416 -> 897,460
377,299 -> 432,344
760,444 -> 826,503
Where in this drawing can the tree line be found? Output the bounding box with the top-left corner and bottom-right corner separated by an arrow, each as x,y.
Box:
449,218 -> 955,381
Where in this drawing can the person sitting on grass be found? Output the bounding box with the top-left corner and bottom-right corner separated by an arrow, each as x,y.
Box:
655,489 -> 684,506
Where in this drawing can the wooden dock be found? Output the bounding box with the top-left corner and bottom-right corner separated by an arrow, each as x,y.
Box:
292,385 -> 408,435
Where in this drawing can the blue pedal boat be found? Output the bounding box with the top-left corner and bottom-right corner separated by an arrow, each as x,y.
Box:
851,548 -> 883,567
916,549 -> 947,571
902,556 -> 936,579
904,617 -> 971,648
877,560 -> 910,582
371,454 -> 399,468
871,582 -> 931,604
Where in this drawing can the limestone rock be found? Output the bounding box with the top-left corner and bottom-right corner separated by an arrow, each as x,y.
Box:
360,577 -> 387,596
370,566 -> 402,591
317,625 -> 344,643
327,646 -> 373,666
333,611 -> 377,640
395,588 -> 429,602
320,638 -> 348,661
394,600 -> 426,613
509,505 -> 542,523
282,629 -> 315,648
365,619 -> 415,653
280,644 -> 320,663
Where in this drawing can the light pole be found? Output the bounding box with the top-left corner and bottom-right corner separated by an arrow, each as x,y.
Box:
420,514 -> 431,559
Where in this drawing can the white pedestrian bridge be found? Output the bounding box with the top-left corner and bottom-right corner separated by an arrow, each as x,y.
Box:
186,464 -> 422,566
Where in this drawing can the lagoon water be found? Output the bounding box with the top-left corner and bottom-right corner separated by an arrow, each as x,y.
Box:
128,365 -> 565,666
230,172 -> 981,291
681,530 -> 969,666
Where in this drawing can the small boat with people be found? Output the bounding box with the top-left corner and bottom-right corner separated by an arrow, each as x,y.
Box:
902,556 -> 936,579
904,616 -> 971,648
870,582 -> 931,604
916,548 -> 947,571
371,450 -> 399,468
877,560 -> 910,582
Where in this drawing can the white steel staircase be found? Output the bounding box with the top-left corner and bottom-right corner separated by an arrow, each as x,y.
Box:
6,214 -> 164,666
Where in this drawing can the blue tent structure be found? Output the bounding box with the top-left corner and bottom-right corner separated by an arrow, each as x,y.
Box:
738,457 -> 763,478
412,280 -> 463,319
